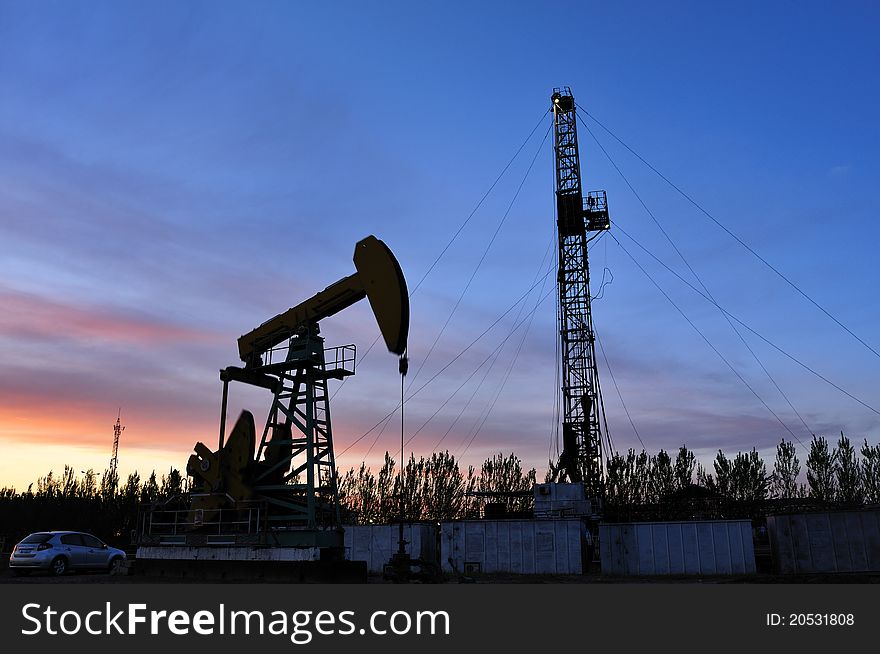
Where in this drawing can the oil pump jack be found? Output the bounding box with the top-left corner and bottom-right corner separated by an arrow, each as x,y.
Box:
550,87 -> 611,499
186,235 -> 408,549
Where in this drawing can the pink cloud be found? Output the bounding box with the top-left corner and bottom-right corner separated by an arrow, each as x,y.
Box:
0,287 -> 220,345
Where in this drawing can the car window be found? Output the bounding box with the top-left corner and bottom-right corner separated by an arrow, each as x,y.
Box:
60,534 -> 84,546
80,534 -> 103,548
21,533 -> 52,544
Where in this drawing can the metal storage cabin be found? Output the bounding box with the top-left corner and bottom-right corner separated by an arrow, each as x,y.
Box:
767,509 -> 880,574
344,524 -> 438,573
600,520 -> 755,576
440,519 -> 583,575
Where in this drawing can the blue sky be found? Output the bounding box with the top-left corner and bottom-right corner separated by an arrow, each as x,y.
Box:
0,1 -> 878,488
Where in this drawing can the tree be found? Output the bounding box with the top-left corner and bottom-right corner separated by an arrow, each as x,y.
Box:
696,463 -> 715,490
713,451 -> 733,499
835,433 -> 863,504
100,466 -> 118,501
393,454 -> 425,521
674,446 -> 696,491
771,439 -> 800,499
36,470 -> 60,498
476,453 -> 535,514
713,449 -> 768,501
120,471 -> 141,501
61,466 -> 77,498
160,468 -> 184,499
619,449 -> 650,506
605,451 -> 626,506
860,440 -> 880,505
806,436 -> 836,501
649,450 -> 675,501
338,463 -> 380,523
376,453 -> 397,522
421,451 -> 468,521
79,469 -> 98,499
733,449 -> 768,502
141,471 -> 159,504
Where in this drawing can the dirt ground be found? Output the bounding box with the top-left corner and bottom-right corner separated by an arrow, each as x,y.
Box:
4,554 -> 879,584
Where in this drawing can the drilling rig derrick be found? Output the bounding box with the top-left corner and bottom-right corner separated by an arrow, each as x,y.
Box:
551,87 -> 610,498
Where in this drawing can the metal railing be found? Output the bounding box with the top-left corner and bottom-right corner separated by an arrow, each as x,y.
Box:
263,341 -> 356,375
324,344 -> 356,375
138,499 -> 268,544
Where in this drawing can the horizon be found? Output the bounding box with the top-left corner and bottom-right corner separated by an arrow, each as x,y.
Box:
2,2 -> 879,492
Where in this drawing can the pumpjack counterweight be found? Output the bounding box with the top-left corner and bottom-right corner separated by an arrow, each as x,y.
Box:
551,87 -> 610,497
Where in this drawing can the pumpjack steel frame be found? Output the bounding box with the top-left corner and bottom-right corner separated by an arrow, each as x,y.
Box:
251,329 -> 349,530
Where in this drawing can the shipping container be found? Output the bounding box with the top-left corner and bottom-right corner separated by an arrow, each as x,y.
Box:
343,524 -> 438,573
766,509 -> 880,574
440,519 -> 583,575
599,520 -> 755,576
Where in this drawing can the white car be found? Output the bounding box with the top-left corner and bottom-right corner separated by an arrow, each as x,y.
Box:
9,531 -> 126,576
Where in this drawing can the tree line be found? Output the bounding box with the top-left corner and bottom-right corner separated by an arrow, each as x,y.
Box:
603,434 -> 880,519
2,433 -> 878,546
337,451 -> 536,523
0,453 -> 535,545
0,466 -> 185,547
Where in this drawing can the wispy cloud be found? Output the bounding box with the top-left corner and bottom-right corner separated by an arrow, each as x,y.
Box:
0,287 -> 220,346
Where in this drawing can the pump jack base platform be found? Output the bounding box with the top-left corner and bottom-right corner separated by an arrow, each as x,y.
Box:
132,547 -> 366,583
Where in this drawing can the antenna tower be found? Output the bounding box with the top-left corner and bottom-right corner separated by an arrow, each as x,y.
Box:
110,409 -> 124,485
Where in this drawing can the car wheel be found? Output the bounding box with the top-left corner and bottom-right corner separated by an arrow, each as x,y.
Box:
50,556 -> 68,576
108,556 -> 124,574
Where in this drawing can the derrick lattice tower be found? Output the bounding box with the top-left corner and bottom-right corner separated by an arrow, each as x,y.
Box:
551,87 -> 610,496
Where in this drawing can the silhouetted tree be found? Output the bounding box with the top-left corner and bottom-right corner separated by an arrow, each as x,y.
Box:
835,433 -> 863,504
376,453 -> 397,522
421,451 -> 469,521
713,451 -> 733,499
79,469 -> 98,499
141,471 -> 159,504
102,470 -> 118,502
476,453 -> 535,513
160,468 -> 184,499
61,466 -> 77,498
393,454 -> 425,520
338,463 -> 380,523
712,449 -> 767,501
605,451 -> 626,505
734,449 -> 769,502
771,439 -> 800,499
621,449 -> 651,505
649,450 -> 675,501
36,470 -> 59,498
807,435 -> 836,501
696,462 -> 714,490
674,446 -> 696,491
860,440 -> 880,505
